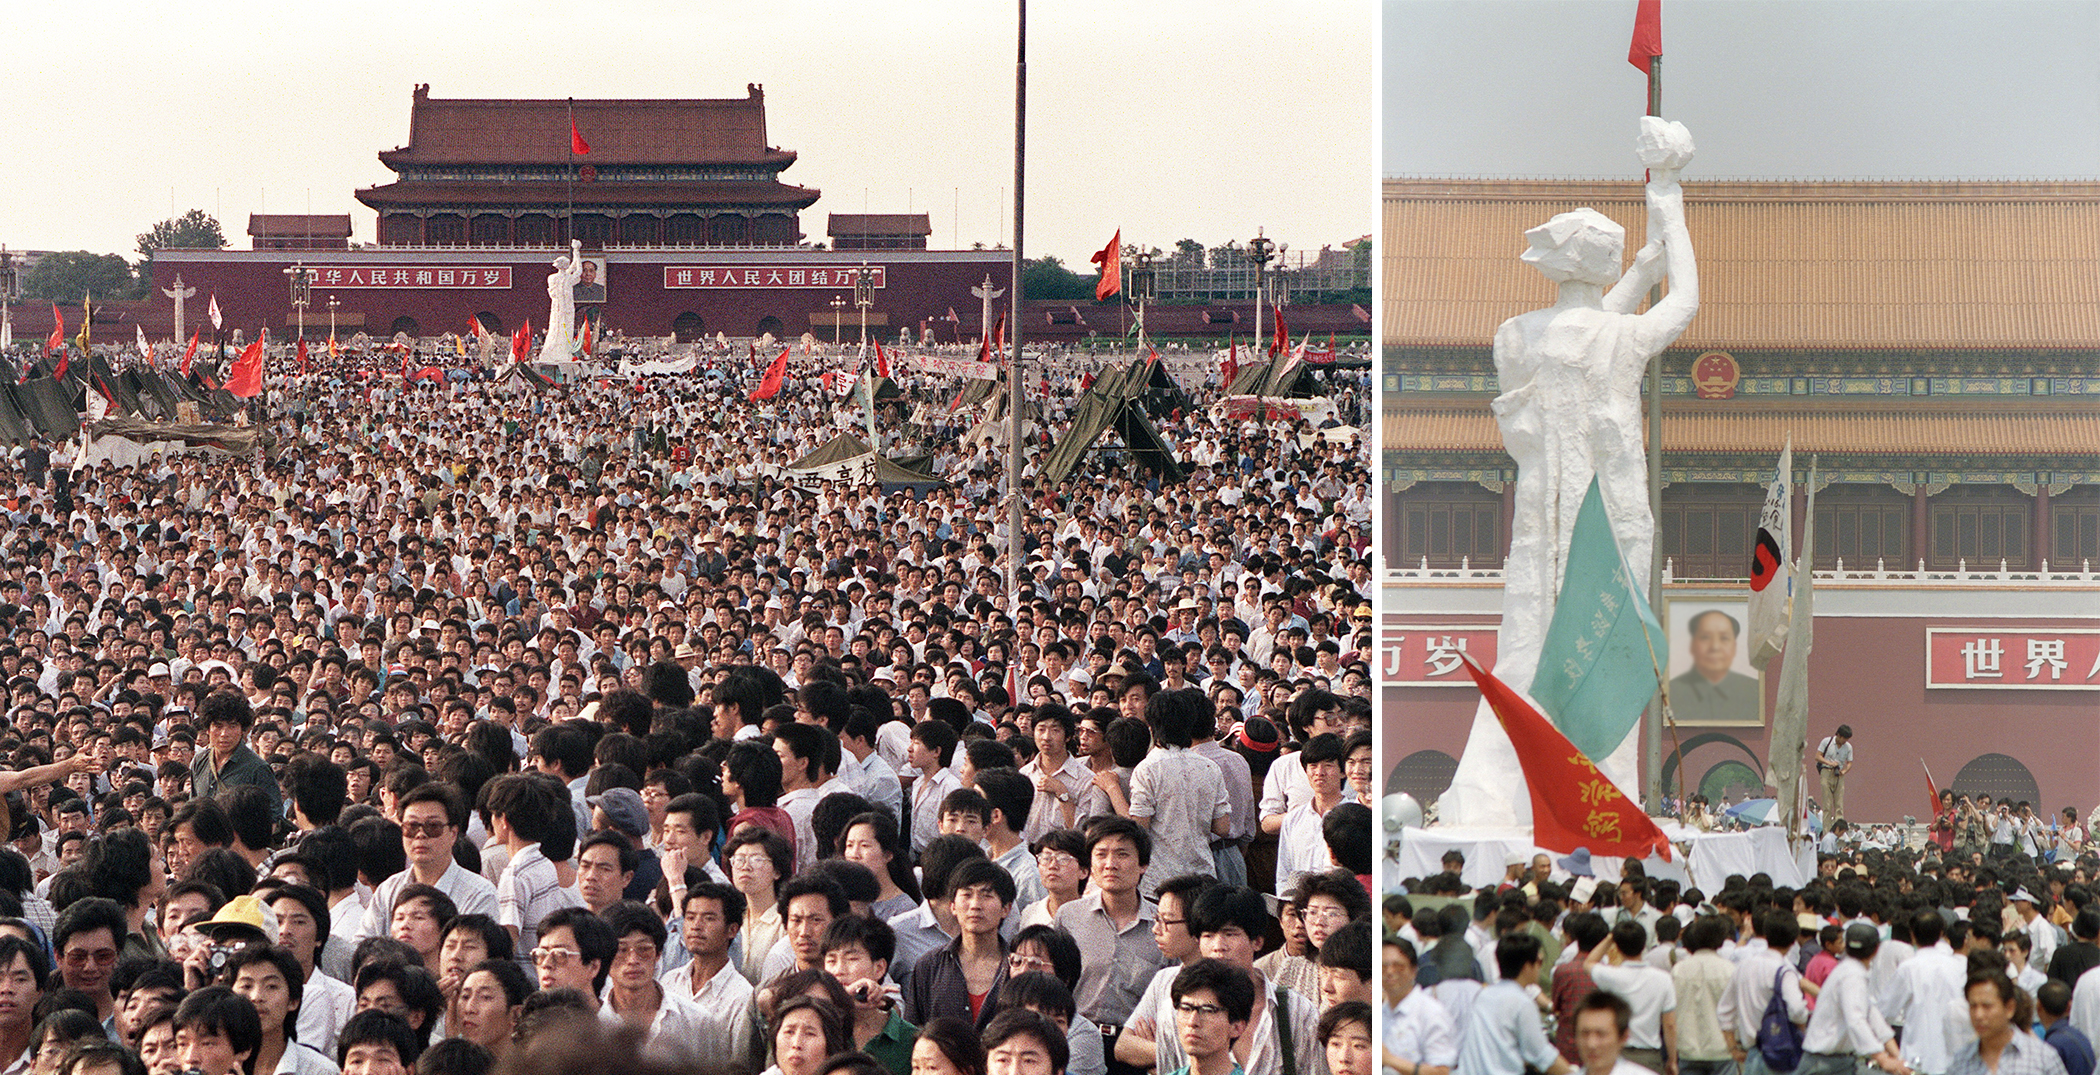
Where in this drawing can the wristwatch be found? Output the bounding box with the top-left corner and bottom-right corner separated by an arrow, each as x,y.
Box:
1058,791 -> 1073,803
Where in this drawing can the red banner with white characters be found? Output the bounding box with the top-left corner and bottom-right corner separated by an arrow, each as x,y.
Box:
307,267 -> 511,289
1381,625 -> 1500,686
664,265 -> 886,289
1926,628 -> 2100,690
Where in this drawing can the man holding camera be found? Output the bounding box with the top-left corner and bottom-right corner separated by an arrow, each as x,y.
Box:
1815,726 -> 1854,827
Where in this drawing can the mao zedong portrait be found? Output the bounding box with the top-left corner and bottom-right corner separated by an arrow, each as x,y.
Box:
572,260 -> 606,305
1669,609 -> 1760,724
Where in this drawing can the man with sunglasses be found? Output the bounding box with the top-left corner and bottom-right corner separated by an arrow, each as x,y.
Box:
356,784 -> 495,945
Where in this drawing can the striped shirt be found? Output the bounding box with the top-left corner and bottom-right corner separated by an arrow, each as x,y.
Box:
496,843 -> 580,959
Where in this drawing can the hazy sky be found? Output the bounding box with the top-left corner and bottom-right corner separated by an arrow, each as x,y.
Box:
1386,0 -> 2100,177
5,1 -> 1372,268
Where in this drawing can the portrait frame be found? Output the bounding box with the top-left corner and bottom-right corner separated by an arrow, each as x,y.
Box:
1662,592 -> 1766,728
572,255 -> 608,307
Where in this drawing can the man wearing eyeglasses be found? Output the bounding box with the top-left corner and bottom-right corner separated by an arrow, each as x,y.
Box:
529,907 -> 614,1009
356,784 -> 495,945
54,897 -> 125,1030
1168,958 -> 1257,1075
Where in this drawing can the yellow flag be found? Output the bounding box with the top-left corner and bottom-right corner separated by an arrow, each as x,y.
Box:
74,294 -> 91,355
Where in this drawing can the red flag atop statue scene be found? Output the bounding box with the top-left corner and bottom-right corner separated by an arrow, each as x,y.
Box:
1629,0 -> 1662,73
1089,231 -> 1121,301
1458,653 -> 1673,862
227,338 -> 264,398
750,347 -> 788,402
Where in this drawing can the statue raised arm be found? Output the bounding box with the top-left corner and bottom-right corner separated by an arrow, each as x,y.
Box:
539,240 -> 585,362
1440,117 -> 1701,827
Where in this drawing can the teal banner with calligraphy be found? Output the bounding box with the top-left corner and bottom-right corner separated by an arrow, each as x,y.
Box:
1532,478 -> 1666,759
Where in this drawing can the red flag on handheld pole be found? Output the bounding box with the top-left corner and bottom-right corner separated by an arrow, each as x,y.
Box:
297,337 -> 309,375
181,331 -> 200,375
1089,230 -> 1121,301
226,338 -> 265,398
749,348 -> 789,402
1629,0 -> 1662,74
1922,760 -> 1942,817
1221,337 -> 1239,386
992,314 -> 1005,356
873,340 -> 891,379
1458,653 -> 1673,862
570,116 -> 591,155
511,321 -> 530,364
467,315 -> 482,339
46,304 -> 63,358
1269,309 -> 1288,357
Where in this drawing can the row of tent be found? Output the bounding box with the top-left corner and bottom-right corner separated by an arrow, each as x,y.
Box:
0,353 -> 245,445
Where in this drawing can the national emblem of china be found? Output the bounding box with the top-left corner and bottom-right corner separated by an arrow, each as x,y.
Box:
1692,350 -> 1740,399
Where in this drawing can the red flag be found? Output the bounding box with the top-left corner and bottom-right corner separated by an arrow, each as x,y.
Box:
1090,230 -> 1121,301
227,338 -> 265,398
1458,654 -> 1673,862
467,315 -> 482,338
298,337 -> 309,375
570,116 -> 591,155
873,340 -> 890,379
45,304 -> 63,358
181,330 -> 200,375
1629,0 -> 1662,74
1922,760 -> 1942,817
992,314 -> 1005,355
511,321 -> 530,364
577,318 -> 594,358
1269,309 -> 1288,357
1221,338 -> 1239,386
749,347 -> 788,402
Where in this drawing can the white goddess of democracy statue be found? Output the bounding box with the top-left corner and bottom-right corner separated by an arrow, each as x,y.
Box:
1440,117 -> 1700,828
538,239 -> 584,363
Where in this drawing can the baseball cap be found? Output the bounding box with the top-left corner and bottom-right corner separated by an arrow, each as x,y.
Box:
1843,922 -> 1880,958
588,788 -> 648,839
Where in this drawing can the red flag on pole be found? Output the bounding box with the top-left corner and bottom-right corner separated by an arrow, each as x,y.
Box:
992,314 -> 1005,356
297,337 -> 309,375
873,340 -> 891,379
1221,338 -> 1239,386
1458,653 -> 1673,862
226,338 -> 265,397
181,330 -> 200,375
1089,230 -> 1121,301
468,315 -> 482,339
1629,0 -> 1662,74
1269,309 -> 1288,357
749,347 -> 789,402
1922,759 -> 1942,817
511,321 -> 530,364
570,116 -> 591,155
46,304 -> 63,358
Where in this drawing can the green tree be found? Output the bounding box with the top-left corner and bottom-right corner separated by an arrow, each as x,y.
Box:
136,209 -> 227,260
1021,255 -> 1093,301
20,252 -> 137,302
1172,238 -> 1206,266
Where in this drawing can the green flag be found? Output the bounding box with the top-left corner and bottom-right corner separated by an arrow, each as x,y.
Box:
1531,477 -> 1665,759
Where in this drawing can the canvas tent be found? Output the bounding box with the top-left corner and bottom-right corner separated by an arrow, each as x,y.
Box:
784,433 -> 945,493
75,417 -> 271,470
1037,364 -> 1185,486
11,379 -> 79,440
1226,350 -> 1322,398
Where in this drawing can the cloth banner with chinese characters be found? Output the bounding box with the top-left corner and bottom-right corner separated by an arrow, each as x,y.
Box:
1461,653 -> 1672,861
1529,477 -> 1666,761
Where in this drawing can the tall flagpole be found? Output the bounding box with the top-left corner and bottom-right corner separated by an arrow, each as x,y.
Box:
566,98 -> 577,246
1005,0 -> 1027,621
1643,54 -> 1668,812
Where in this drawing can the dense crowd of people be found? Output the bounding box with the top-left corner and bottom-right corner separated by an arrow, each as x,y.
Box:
0,338 -> 1374,1075
1383,835 -> 2100,1075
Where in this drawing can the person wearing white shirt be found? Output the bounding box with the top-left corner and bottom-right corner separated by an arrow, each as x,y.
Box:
1719,909 -> 1810,1071
904,724 -> 963,857
1386,936 -> 1458,1075
1585,922 -> 1679,1075
1882,912 -> 1966,1075
838,715 -> 904,825
1574,991 -> 1663,1075
662,883 -> 760,1071
598,902 -> 712,1063
2011,890 -> 2059,974
358,787 -> 498,944
1801,926 -> 1910,1075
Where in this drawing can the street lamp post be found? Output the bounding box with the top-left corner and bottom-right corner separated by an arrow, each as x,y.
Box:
327,295 -> 340,341
854,263 -> 873,346
829,295 -> 847,346
284,263 -> 313,347
0,248 -> 15,357
1130,251 -> 1155,349
1247,231 -> 1275,359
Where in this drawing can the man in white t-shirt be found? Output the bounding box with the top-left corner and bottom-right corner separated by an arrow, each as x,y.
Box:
1816,725 -> 1854,825
1586,921 -> 1679,1075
